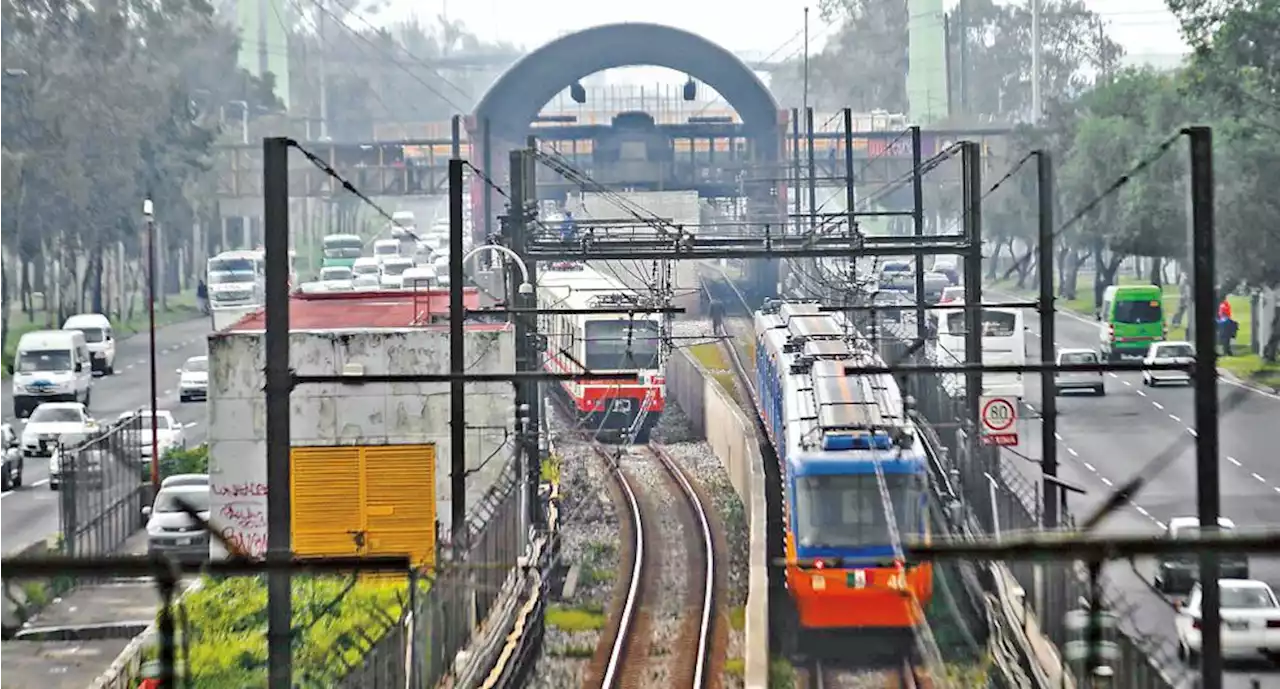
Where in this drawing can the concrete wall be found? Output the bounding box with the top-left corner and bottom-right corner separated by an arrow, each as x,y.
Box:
666,348 -> 769,689
207,326 -> 515,557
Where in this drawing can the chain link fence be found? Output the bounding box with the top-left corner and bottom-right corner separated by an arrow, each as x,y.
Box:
871,319 -> 1182,689
58,412 -> 151,562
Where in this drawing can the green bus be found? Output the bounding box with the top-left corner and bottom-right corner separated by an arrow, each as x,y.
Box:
321,234 -> 364,270
1097,284 -> 1167,360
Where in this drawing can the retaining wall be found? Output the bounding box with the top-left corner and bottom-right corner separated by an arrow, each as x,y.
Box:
666,349 -> 769,689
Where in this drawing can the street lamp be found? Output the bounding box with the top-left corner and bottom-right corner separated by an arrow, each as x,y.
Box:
462,244 -> 533,294
144,199 -> 160,491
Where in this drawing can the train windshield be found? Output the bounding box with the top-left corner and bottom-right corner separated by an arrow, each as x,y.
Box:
793,473 -> 920,550
583,319 -> 661,370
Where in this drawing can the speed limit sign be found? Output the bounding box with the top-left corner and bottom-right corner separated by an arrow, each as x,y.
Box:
979,396 -> 1019,446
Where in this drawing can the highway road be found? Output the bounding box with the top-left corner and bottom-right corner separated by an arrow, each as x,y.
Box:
2,316 -> 213,556
998,293 -> 1280,687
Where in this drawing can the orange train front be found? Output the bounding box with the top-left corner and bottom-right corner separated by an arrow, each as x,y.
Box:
754,301 -> 934,634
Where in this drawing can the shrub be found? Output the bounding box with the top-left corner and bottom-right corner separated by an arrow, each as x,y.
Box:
158,575 -> 416,688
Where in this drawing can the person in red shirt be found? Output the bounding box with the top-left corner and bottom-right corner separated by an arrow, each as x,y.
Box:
1218,298 -> 1233,321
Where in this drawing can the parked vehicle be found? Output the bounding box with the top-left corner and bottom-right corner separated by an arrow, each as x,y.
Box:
62,313 -> 116,375
161,473 -> 209,489
9,330 -> 93,417
319,265 -> 355,291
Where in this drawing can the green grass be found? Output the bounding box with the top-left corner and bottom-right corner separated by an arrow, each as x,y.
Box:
768,657 -> 796,688
545,603 -> 606,632
540,455 -> 561,484
728,605 -> 746,631
724,657 -> 745,678
689,342 -> 729,371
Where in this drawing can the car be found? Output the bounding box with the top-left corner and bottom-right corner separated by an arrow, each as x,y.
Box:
1155,517 -> 1248,594
1176,579 -> 1280,663
319,265 -> 355,291
1054,348 -> 1105,396
144,483 -> 211,562
178,356 -> 208,403
1142,340 -> 1194,386
1,423 -> 23,490
63,313 -> 116,375
21,402 -> 97,458
161,473 -> 209,489
118,409 -> 187,458
939,285 -> 966,304
47,444 -> 107,490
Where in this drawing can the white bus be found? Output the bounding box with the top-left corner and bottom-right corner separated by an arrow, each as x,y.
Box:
931,304 -> 1027,399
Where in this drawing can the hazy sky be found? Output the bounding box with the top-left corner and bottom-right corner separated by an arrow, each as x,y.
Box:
380,0 -> 1187,66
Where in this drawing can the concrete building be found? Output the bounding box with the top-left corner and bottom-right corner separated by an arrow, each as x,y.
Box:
206,289 -> 515,562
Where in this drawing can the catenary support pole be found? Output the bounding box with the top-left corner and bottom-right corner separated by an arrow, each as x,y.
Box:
523,136 -> 542,530
451,115 -> 462,160
507,149 -> 535,530
843,108 -> 857,292
961,141 -> 984,430
1187,125 -> 1222,689
1035,150 -> 1059,528
911,125 -> 926,335
482,119 -> 493,257
791,108 -> 801,234
262,136 -> 293,689
449,158 -> 467,548
806,107 -> 817,235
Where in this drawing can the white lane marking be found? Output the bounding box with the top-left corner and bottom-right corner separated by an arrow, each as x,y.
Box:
163,389 -> 172,396
1053,432 -> 1063,441
1252,473 -> 1266,484
1136,390 -> 1146,397
1168,414 -> 1181,422
1152,401 -> 1164,409
1156,520 -> 1167,530
1186,428 -> 1197,437
1100,477 -> 1113,486
1067,447 -> 1079,457
1135,506 -> 1150,517
184,422 -> 198,428
1220,375 -> 1280,401
1083,461 -> 1095,472
0,489 -> 11,499
136,359 -> 145,365
1227,456 -> 1241,466
1108,372 -> 1119,378
32,478 -> 48,487
1122,380 -> 1131,387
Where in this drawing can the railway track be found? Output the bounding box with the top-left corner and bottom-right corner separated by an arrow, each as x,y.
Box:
810,658 -> 931,689
588,441 -> 720,689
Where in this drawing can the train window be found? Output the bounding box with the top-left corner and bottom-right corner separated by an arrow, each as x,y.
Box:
583,319 -> 660,370
794,474 -> 918,548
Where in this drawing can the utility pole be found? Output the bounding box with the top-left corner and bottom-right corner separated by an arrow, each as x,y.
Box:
506,149 -> 535,530
842,108 -> 856,294
802,6 -> 810,116
957,0 -> 969,113
1187,125 -> 1222,689
144,199 -> 160,491
791,108 -> 802,234
523,137 -> 542,531
316,0 -> 329,140
961,142 -> 984,429
262,136 -> 293,689
911,126 -> 926,332
1035,150 -> 1058,528
449,158 -> 467,549
1031,0 -> 1042,123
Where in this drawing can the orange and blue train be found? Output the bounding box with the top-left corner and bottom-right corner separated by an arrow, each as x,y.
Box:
753,300 -> 933,636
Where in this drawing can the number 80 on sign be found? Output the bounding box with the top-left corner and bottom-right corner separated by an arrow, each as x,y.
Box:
979,395 -> 1019,446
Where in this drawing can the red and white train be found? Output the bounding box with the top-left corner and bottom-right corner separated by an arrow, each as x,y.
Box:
538,262 -> 665,443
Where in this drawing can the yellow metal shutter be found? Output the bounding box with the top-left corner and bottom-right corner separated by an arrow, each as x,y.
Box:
291,447 -> 364,557
361,444 -> 437,569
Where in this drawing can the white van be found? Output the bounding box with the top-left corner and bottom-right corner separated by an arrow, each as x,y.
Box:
373,239 -> 401,264
62,313 -> 116,375
9,330 -> 93,417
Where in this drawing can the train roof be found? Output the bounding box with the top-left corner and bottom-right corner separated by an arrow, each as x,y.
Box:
756,301 -> 919,460
538,262 -> 660,317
